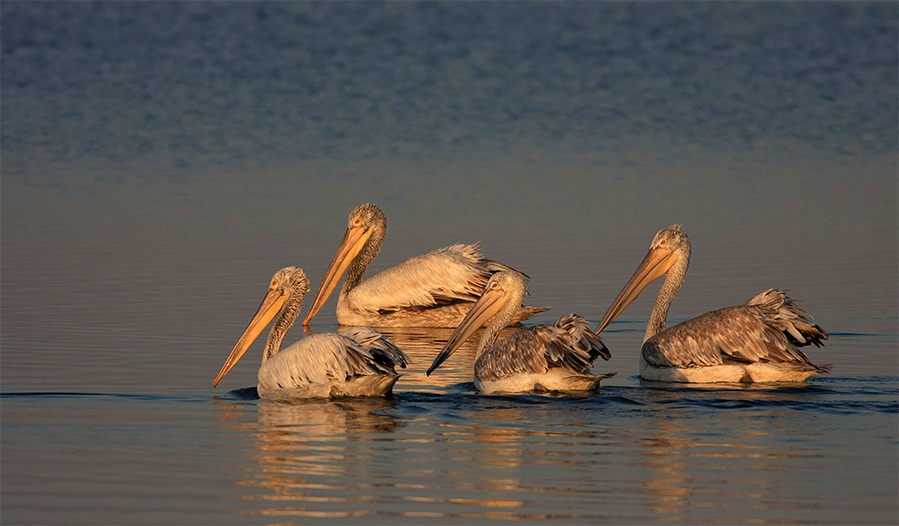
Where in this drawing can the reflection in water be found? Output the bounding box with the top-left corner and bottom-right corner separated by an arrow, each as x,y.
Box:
210,381 -> 895,524
376,326 -> 463,390
213,393 -> 618,522
376,326 -> 523,393
215,332 -> 840,522
638,391 -> 829,524
216,397 -> 402,520
640,419 -> 699,521
209,326 -> 547,521
393,400 -> 620,522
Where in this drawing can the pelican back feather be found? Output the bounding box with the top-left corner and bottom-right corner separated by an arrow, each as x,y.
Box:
642,289 -> 830,373
474,314 -> 609,382
338,326 -> 411,371
257,329 -> 409,399
346,243 -> 492,314
746,288 -> 829,347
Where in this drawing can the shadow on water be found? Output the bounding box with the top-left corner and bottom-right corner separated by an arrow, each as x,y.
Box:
207,374 -> 898,419
4,366 -> 895,420
222,386 -> 260,400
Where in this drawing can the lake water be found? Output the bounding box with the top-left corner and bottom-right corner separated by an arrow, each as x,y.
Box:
1,2 -> 897,524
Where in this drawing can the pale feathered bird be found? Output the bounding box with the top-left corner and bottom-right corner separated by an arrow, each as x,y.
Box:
596,225 -> 830,383
213,267 -> 409,400
427,270 -> 614,394
302,203 -> 548,328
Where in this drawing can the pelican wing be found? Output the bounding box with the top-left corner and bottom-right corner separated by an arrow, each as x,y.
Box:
338,326 -> 411,371
475,314 -> 610,382
259,330 -> 409,392
346,243 -> 493,314
643,289 -> 829,369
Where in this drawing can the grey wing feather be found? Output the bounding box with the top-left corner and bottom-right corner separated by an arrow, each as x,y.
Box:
339,326 -> 411,372
643,289 -> 828,369
747,289 -> 828,347
475,314 -> 609,381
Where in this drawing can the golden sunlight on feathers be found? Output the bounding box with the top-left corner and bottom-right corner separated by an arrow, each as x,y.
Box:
596,225 -> 829,383
213,267 -> 409,400
427,270 -> 614,394
302,203 -> 547,328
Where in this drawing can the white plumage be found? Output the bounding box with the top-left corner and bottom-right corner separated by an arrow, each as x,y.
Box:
302,203 -> 547,328
213,267 -> 409,400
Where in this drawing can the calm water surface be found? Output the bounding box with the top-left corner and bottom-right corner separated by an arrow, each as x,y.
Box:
2,2 -> 897,525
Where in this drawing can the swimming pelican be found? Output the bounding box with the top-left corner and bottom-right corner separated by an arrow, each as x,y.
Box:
427,270 -> 614,394
596,225 -> 830,383
302,203 -> 548,328
212,267 -> 410,400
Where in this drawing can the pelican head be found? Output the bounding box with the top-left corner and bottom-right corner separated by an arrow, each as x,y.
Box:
213,267 -> 311,387
596,224 -> 690,333
302,203 -> 387,327
426,270 -> 527,375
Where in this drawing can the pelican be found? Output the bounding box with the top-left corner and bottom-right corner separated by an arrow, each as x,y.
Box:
302,203 -> 548,328
596,225 -> 830,383
212,267 -> 410,400
427,270 -> 614,394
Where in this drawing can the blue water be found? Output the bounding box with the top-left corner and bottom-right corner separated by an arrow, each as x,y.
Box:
2,2 -> 897,524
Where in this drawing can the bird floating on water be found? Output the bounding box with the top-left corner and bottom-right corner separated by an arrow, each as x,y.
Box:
596,225 -> 830,383
302,203 -> 547,328
213,267 -> 410,400
427,270 -> 614,394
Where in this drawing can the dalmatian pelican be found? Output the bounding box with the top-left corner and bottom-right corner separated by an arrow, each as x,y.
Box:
212,267 -> 409,400
596,225 -> 830,383
302,203 -> 547,328
427,270 -> 614,394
